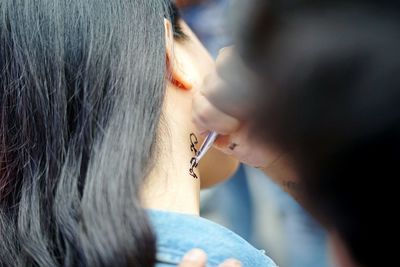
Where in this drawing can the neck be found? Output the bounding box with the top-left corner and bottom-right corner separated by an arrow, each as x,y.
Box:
141,127 -> 201,216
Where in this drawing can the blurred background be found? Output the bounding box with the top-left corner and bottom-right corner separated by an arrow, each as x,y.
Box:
176,1 -> 334,266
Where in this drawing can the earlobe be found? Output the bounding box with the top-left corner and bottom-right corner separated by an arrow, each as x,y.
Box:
168,57 -> 194,90
164,19 -> 193,91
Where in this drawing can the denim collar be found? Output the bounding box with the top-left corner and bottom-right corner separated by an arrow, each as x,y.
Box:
147,209 -> 277,267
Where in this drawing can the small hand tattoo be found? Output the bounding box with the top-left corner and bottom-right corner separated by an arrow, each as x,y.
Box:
229,143 -> 238,151
189,133 -> 199,179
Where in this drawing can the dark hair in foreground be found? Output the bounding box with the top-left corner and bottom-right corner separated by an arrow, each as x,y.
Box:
0,1 -> 183,266
243,1 -> 400,266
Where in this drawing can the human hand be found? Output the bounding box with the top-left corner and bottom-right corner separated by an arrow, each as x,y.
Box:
178,249 -> 242,267
192,47 -> 275,169
192,48 -> 301,198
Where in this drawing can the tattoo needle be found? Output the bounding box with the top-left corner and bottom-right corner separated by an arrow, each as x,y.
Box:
195,131 -> 219,163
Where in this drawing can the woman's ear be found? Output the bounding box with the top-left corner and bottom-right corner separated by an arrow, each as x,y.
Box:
164,19 -> 193,90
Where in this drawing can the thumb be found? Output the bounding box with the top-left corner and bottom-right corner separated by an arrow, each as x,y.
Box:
178,249 -> 208,267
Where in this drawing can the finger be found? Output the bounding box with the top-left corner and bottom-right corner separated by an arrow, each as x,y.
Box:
213,127 -> 273,168
200,69 -> 227,101
178,249 -> 207,267
192,90 -> 240,135
203,48 -> 254,119
218,259 -> 242,267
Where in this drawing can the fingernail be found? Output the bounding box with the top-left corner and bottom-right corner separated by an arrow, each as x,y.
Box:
218,47 -> 227,55
218,46 -> 230,55
219,259 -> 242,267
183,249 -> 207,262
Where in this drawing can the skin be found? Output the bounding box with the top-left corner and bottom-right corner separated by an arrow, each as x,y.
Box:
141,20 -> 241,266
140,20 -> 239,215
189,48 -> 359,267
177,249 -> 242,267
192,48 -> 302,200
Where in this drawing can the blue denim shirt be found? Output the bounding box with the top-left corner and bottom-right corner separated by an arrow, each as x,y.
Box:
147,210 -> 277,267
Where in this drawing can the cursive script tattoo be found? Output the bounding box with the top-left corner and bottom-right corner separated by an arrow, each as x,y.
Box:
189,133 -> 199,179
189,157 -> 199,179
190,133 -> 199,154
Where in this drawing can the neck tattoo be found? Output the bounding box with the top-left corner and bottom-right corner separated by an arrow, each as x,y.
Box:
189,133 -> 199,179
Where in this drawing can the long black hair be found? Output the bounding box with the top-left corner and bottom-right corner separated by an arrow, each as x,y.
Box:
0,1 -> 183,266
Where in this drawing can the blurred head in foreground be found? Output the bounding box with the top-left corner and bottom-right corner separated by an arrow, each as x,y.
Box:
241,1 -> 400,266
